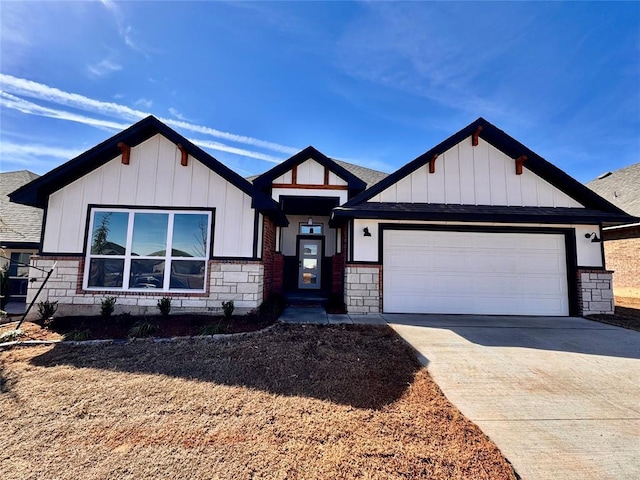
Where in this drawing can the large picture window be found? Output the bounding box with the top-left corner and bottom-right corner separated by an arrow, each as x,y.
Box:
85,208 -> 212,292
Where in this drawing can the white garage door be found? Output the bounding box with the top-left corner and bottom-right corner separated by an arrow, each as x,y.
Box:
383,230 -> 569,315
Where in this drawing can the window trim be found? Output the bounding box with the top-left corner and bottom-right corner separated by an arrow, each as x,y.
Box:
83,207 -> 214,293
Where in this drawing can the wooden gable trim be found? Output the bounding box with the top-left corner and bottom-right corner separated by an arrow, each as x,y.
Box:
117,142 -> 130,165
271,183 -> 349,190
516,155 -> 527,175
291,164 -> 298,184
177,144 -> 188,166
472,126 -> 483,146
324,166 -> 330,185
428,154 -> 439,174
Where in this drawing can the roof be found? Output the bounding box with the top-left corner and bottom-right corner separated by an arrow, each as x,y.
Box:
0,170 -> 43,246
586,162 -> 640,217
332,160 -> 388,189
9,116 -> 287,226
252,146 -> 368,198
332,202 -> 634,225
247,159 -> 388,190
341,117 -> 633,225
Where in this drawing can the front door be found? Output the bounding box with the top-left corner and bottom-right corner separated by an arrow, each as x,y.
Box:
298,238 -> 322,290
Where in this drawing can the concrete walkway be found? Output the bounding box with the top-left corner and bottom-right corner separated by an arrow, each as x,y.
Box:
386,314 -> 640,480
279,306 -> 386,325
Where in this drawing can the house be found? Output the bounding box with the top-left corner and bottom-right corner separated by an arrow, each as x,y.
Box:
586,163 -> 640,297
9,116 -> 634,319
0,170 -> 43,305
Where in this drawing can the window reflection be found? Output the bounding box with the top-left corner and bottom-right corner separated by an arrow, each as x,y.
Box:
172,214 -> 209,257
130,259 -> 165,288
90,212 -> 128,255
132,213 -> 168,256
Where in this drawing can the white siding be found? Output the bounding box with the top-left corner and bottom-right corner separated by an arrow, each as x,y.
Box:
296,159 -> 325,185
351,218 -> 603,268
43,134 -> 257,257
328,172 -> 348,186
369,137 -> 583,208
274,170 -> 292,184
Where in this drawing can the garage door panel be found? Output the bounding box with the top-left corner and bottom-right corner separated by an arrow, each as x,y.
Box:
383,230 -> 569,316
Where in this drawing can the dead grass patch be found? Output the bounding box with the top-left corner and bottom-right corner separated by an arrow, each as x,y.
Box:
1,324 -> 516,479
586,296 -> 640,332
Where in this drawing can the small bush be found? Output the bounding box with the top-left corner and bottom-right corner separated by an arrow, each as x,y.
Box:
200,322 -> 226,336
63,329 -> 92,341
37,300 -> 58,324
128,320 -> 158,338
0,329 -> 23,343
222,300 -> 234,319
101,296 -> 116,318
157,297 -> 171,317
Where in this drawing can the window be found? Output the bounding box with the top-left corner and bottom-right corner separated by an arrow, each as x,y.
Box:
299,223 -> 323,235
84,208 -> 212,292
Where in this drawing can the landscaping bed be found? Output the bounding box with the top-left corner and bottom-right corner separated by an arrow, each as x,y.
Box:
0,324 -> 517,479
0,312 -> 277,343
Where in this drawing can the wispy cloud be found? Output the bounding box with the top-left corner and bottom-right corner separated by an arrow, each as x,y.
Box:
0,92 -> 129,131
0,74 -> 299,155
87,59 -> 123,78
191,139 -> 281,164
0,142 -> 83,160
169,107 -> 188,121
135,97 -> 153,109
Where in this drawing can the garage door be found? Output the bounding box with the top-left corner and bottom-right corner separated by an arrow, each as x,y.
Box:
383,230 -> 569,315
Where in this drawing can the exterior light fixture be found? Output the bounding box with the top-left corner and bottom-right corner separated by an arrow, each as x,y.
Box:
307,216 -> 313,225
363,227 -> 372,237
585,232 -> 601,243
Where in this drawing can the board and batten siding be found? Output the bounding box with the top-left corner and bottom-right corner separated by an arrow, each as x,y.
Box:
42,134 -> 256,257
352,219 -> 604,268
368,137 -> 584,208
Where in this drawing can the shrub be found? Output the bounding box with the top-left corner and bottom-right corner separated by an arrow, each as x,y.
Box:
63,329 -> 92,341
128,320 -> 158,338
37,300 -> 58,325
222,300 -> 234,319
100,296 -> 116,318
157,297 -> 171,317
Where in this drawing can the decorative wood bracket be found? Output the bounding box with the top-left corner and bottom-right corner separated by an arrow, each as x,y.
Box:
428,154 -> 439,174
117,142 -> 130,165
515,155 -> 527,175
472,126 -> 483,146
177,144 -> 188,166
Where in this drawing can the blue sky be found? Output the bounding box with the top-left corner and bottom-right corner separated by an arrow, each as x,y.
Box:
1,1 -> 638,183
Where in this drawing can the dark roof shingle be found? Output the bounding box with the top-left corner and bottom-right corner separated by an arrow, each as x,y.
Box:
1,170 -> 43,245
586,163 -> 640,217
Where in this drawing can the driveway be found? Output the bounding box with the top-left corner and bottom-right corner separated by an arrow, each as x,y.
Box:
385,315 -> 640,480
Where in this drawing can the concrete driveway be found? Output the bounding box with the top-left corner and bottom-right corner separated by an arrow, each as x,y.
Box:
385,315 -> 640,480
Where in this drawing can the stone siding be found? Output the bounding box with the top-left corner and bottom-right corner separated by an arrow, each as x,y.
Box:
25,256 -> 263,319
344,264 -> 381,313
577,269 -> 614,315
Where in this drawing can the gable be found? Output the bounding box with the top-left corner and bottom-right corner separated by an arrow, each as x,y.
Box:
273,158 -> 349,187
368,136 -> 583,208
42,133 -> 258,256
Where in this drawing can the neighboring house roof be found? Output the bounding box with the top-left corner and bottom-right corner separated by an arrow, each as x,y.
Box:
586,162 -> 640,218
9,116 -> 287,226
252,146 -> 368,197
337,117 -> 633,225
331,159 -> 388,189
0,170 -> 43,247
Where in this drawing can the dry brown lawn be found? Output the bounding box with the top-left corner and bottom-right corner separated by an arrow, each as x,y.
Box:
1,324 -> 516,480
587,294 -> 640,332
